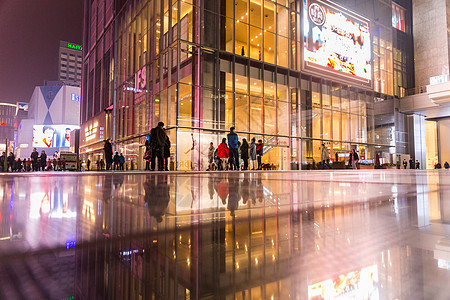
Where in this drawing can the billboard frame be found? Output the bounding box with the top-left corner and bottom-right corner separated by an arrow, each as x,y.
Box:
301,0 -> 373,89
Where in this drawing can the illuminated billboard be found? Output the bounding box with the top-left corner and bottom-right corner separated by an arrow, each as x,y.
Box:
308,265 -> 379,300
33,125 -> 79,148
303,0 -> 371,84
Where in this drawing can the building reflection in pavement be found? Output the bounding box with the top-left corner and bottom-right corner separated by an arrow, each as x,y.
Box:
0,172 -> 449,299
71,172 -> 449,300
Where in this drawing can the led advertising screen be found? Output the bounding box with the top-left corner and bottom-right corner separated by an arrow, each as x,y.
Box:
33,125 -> 79,148
308,265 -> 379,300
303,0 -> 371,84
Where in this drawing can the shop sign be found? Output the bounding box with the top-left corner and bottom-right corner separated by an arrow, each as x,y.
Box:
135,66 -> 146,92
85,121 -> 104,142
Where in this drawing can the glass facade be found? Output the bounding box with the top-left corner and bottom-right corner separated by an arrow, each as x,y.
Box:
82,0 -> 403,170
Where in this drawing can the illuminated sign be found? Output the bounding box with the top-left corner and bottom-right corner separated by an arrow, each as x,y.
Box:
67,43 -> 82,51
308,265 -> 379,299
17,102 -> 28,111
84,121 -> 104,142
71,93 -> 81,101
33,125 -> 79,148
135,66 -> 146,92
303,0 -> 371,84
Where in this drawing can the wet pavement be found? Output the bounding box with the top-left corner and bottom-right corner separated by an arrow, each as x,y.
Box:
0,170 -> 449,299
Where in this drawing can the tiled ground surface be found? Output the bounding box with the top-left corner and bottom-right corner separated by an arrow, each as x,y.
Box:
0,170 -> 449,299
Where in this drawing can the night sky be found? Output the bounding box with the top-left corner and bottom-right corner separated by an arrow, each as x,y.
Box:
0,0 -> 83,103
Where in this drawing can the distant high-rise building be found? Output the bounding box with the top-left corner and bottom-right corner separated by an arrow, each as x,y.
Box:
58,41 -> 83,87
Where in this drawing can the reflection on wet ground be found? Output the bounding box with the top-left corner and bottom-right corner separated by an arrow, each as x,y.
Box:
0,170 -> 450,299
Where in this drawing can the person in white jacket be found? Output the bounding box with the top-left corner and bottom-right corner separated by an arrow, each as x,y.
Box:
321,143 -> 329,169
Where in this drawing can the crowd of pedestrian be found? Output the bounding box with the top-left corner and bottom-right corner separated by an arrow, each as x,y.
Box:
207,127 -> 264,171
0,148 -> 67,172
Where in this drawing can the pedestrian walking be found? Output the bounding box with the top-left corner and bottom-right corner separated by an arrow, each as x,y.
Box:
6,152 -> 14,172
31,148 -> 39,171
416,160 -> 420,169
144,138 -> 151,170
113,152 -> 120,170
26,158 -> 31,172
349,149 -> 359,170
164,129 -> 171,171
207,142 -> 215,171
217,138 -> 229,170
104,139 -> 113,170
87,158 -> 91,171
409,158 -> 414,169
0,152 -> 5,172
227,127 -> 239,170
40,150 -> 47,171
149,122 -> 166,171
403,159 -> 407,169
119,153 -> 125,170
240,138 -> 249,170
321,143 -> 330,169
249,138 -> 257,170
445,161 -> 450,169
256,140 -> 264,170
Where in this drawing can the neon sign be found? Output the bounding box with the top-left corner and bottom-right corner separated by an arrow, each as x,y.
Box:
67,43 -> 82,51
135,66 -> 146,92
71,93 -> 81,101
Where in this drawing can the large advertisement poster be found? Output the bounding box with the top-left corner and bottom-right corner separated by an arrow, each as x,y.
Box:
33,125 -> 79,148
308,265 -> 379,300
303,0 -> 371,84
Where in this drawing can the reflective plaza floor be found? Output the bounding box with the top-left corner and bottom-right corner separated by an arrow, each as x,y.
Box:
0,170 -> 450,299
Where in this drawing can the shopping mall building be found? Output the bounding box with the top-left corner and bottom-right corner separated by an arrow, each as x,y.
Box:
81,0 -> 429,170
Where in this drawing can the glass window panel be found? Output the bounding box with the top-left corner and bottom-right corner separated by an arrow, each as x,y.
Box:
342,113 -> 350,141
179,83 -> 192,127
235,0 -> 249,23
235,73 -> 248,94
250,66 -> 262,96
250,0 -> 262,28
250,26 -> 263,60
360,115 -> 367,143
278,100 -> 289,135
250,96 -> 263,133
277,35 -> 289,67
264,1 -> 275,33
323,109 -> 331,141
224,92 -> 234,129
277,82 -> 288,102
332,84 -> 340,110
312,81 -> 320,108
264,31 -> 275,64
236,93 -> 249,132
341,87 -> 349,113
235,22 -> 249,56
225,17 -> 234,52
277,4 -> 289,37
312,108 -> 321,139
264,98 -> 276,134
351,114 -> 359,142
201,88 -> 214,129
332,111 -> 341,141
322,81 -> 331,108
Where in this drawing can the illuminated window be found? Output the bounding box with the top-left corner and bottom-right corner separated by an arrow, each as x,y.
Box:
392,3 -> 405,32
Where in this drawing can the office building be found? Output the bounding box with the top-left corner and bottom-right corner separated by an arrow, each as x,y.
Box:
16,84 -> 81,158
58,40 -> 83,87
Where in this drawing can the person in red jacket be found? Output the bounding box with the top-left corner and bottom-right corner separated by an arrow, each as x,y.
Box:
256,139 -> 264,170
217,138 -> 229,171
